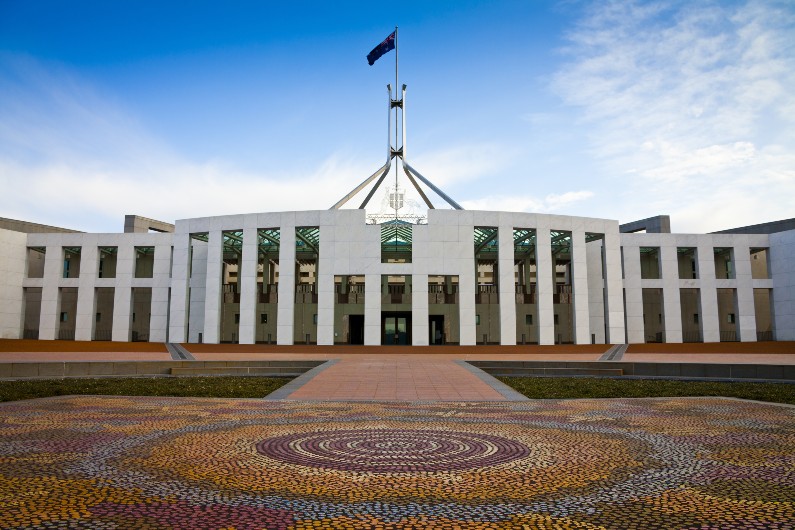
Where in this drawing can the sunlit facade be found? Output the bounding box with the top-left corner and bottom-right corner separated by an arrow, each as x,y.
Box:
1,210 -> 793,345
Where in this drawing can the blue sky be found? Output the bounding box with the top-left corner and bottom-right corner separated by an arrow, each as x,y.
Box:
1,0 -> 793,233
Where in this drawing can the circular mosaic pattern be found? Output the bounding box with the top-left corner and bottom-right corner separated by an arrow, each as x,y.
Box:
256,428 -> 531,472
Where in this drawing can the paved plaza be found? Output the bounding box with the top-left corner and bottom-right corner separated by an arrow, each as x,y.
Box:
1,394 -> 793,529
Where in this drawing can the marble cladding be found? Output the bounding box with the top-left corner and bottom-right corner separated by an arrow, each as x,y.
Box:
1,211 -> 792,345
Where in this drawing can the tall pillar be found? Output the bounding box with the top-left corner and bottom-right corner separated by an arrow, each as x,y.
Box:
149,242 -> 171,343
0,229 -> 26,339
168,232 -> 191,343
277,222 -> 296,345
187,241 -> 208,343
571,230 -> 591,344
733,243 -> 757,341
536,227 -> 554,345
238,228 -> 258,344
586,240 -> 606,344
412,273 -> 429,345
603,229 -> 626,344
317,224 -> 334,346
459,230 -> 477,346
75,242 -> 98,341
112,244 -> 134,342
38,245 -> 62,340
202,231 -> 223,344
364,272 -> 381,345
697,243 -> 720,342
660,244 -> 683,343
622,245 -> 644,343
498,224 -> 517,345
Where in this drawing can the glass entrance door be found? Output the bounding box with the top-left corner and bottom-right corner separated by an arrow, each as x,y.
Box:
382,312 -> 411,345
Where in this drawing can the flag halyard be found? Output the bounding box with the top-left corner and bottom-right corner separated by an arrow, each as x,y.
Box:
367,31 -> 396,66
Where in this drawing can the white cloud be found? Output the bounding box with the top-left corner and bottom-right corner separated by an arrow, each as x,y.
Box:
462,190 -> 594,213
553,0 -> 795,231
0,55 -> 392,231
0,154 -> 378,233
410,143 -> 519,188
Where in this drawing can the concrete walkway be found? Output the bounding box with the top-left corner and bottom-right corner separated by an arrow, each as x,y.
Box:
2,340 -> 794,401
283,355 -> 512,401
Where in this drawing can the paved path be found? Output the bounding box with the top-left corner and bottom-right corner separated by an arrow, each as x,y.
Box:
285,355 -> 511,401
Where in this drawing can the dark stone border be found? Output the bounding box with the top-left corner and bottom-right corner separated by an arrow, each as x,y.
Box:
0,360 -> 325,380
263,360 -> 338,400
456,360 -> 530,401
468,360 -> 795,383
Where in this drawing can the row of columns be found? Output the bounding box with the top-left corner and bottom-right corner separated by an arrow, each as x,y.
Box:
35,243 -> 171,342
623,242 -> 762,343
168,225 -> 627,346
498,226 -> 625,346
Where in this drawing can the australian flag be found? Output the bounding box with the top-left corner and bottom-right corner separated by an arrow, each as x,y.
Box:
367,31 -> 396,65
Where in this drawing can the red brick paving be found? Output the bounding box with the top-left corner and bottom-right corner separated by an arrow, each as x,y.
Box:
287,355 -> 507,401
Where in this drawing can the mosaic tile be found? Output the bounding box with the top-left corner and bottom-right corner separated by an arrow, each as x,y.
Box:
0,396 -> 793,529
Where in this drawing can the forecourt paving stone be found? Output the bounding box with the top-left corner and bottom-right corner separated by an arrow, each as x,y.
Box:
1,395 -> 794,529
285,355 -> 510,401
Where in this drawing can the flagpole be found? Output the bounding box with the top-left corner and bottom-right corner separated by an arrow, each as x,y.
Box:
394,25 -> 399,222
395,26 -> 399,107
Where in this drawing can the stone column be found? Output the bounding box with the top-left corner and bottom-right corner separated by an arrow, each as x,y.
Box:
112,244 -> 134,342
571,229 -> 591,344
458,231 -> 477,346
535,227 -> 554,345
660,243 -> 683,343
201,231 -> 224,344
168,232 -> 192,343
412,273 -> 429,346
364,273 -> 382,345
74,242 -> 98,341
603,229 -> 626,344
38,245 -> 62,340
149,242 -> 172,343
277,222 -> 296,345
498,224 -> 517,345
317,224 -> 334,346
238,228 -> 258,344
696,243 -> 720,342
0,230 -> 27,339
622,245 -> 644,343
733,243 -> 757,341
586,240 -> 606,344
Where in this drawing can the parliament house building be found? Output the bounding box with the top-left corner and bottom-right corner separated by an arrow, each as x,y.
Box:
1,208 -> 793,347
1,83 -> 794,347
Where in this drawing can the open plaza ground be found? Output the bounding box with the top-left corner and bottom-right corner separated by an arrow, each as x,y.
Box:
1,394 -> 793,529
0,340 -> 793,529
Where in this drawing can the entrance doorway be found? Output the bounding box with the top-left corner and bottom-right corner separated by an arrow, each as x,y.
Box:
382,312 -> 411,345
349,315 -> 365,345
429,315 -> 445,345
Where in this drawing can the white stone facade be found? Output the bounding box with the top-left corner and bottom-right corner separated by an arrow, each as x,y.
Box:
770,230 -> 795,341
1,209 -> 792,345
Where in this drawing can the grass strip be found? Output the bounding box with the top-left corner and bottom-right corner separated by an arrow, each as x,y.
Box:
0,376 -> 290,403
498,377 -> 795,405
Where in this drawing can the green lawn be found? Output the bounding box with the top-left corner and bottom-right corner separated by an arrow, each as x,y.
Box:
498,376 -> 795,405
2,376 -> 792,405
0,376 -> 290,402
